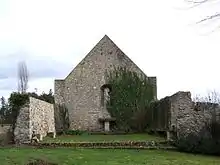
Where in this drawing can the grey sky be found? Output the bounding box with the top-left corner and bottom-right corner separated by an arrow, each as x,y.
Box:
1,0 -> 220,99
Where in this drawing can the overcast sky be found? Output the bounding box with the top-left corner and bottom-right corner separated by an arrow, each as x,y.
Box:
1,0 -> 220,99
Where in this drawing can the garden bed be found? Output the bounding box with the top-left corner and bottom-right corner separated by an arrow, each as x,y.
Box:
31,141 -> 174,150
43,133 -> 165,143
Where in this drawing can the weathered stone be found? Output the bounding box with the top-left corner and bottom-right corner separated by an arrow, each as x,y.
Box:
151,91 -> 220,140
14,97 -> 55,144
54,35 -> 157,131
14,104 -> 31,144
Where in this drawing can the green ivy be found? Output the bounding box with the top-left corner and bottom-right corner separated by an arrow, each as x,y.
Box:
106,67 -> 154,132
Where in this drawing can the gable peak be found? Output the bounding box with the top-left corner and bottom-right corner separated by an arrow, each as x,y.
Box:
103,34 -> 110,39
100,34 -> 114,43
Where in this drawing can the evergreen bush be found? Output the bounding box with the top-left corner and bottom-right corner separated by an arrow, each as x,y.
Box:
106,67 -> 154,132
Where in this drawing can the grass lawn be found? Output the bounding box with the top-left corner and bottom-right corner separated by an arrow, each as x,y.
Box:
0,148 -> 220,165
43,134 -> 165,143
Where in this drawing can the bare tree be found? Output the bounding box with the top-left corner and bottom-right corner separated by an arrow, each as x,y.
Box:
185,0 -> 220,23
193,90 -> 220,103
17,61 -> 29,94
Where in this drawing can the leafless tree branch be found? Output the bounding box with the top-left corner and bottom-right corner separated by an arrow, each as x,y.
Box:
185,0 -> 209,4
196,13 -> 220,23
185,0 -> 220,23
193,90 -> 220,104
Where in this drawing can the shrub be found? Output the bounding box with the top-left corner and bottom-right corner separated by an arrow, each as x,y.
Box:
106,67 -> 154,132
63,130 -> 89,135
54,104 -> 70,133
175,121 -> 220,155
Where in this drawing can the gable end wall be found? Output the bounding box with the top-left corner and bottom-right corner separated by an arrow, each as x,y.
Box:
55,35 -> 157,131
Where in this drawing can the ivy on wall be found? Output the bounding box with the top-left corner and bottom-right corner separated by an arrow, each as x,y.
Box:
106,67 -> 154,132
147,97 -> 171,131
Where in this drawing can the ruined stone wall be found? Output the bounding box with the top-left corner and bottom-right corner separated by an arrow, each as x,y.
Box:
147,97 -> 170,131
150,91 -> 220,140
29,97 -> 55,137
14,97 -> 55,144
54,80 -> 66,132
14,104 -> 31,144
56,35 -> 157,131
54,80 -> 65,105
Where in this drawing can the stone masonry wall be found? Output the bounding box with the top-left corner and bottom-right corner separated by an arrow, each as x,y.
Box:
29,97 -> 55,137
14,97 -> 55,144
151,91 -> 220,140
54,80 -> 66,132
14,104 -> 31,144
54,80 -> 65,105
55,35 -> 157,131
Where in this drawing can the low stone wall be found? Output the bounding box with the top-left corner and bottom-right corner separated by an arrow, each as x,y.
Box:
149,91 -> 220,140
14,97 -> 55,144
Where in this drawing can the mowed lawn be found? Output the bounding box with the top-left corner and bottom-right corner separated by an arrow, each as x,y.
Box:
0,148 -> 220,165
43,134 -> 165,143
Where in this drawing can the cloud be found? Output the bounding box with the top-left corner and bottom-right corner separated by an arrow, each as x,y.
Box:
0,78 -> 17,90
1,0 -> 220,100
0,50 -> 71,81
0,49 -> 71,94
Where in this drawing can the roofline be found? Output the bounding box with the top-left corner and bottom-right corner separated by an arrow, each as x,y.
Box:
64,35 -> 109,80
63,34 -> 156,80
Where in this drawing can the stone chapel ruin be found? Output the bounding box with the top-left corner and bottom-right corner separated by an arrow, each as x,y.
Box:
54,35 -> 157,132
11,35 -> 220,144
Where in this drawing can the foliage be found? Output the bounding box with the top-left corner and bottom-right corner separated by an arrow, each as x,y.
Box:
8,92 -> 29,135
63,130 -> 88,135
0,89 -> 54,125
54,104 -> 69,133
147,97 -> 171,131
106,67 -> 154,132
43,134 -> 164,143
7,92 -> 29,143
0,96 -> 11,124
29,89 -> 55,104
0,89 -> 55,143
175,121 -> 220,155
33,141 -> 169,149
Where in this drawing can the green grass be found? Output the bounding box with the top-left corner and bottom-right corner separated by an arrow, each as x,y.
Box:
0,148 -> 220,165
43,134 -> 165,143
